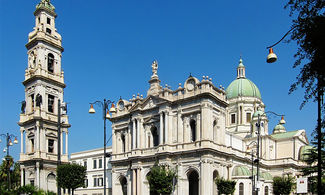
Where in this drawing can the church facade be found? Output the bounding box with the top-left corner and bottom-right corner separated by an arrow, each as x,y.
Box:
109,60 -> 309,195
18,0 -> 70,192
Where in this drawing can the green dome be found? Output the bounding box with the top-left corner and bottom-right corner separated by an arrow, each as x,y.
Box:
226,58 -> 261,100
232,166 -> 251,177
261,172 -> 273,181
299,145 -> 314,161
226,78 -> 261,99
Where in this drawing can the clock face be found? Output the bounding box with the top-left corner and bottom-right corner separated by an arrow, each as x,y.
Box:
186,80 -> 195,91
118,101 -> 124,111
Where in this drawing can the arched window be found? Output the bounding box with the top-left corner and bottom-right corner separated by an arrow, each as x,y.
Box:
47,53 -> 54,73
188,170 -> 199,195
265,186 -> 269,195
121,134 -> 125,153
239,182 -> 244,195
213,120 -> 217,142
120,176 -> 127,195
213,170 -> 219,195
190,119 -> 196,142
151,126 -> 159,147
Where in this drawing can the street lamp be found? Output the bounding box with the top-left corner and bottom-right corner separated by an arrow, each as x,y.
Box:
89,99 -> 116,195
0,133 -> 18,190
254,110 -> 284,195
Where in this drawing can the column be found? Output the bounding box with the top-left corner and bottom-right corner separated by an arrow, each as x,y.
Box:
35,124 -> 39,151
183,117 -> 187,143
165,112 -> 169,144
137,168 -> 141,195
159,113 -> 163,144
136,119 -> 140,148
128,124 -> 132,151
60,131 -> 63,155
112,130 -> 116,154
132,169 -> 136,195
132,120 -> 136,149
20,168 -> 24,186
196,114 -> 201,141
125,129 -> 129,153
178,112 -> 183,143
139,119 -> 144,148
20,130 -> 24,153
36,162 -> 40,187
65,131 -> 68,154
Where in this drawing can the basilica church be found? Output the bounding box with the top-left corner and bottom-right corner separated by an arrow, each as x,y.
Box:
108,59 -> 310,195
17,1 -> 310,195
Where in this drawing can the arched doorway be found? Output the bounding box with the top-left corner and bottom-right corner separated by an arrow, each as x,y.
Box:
120,176 -> 127,195
213,170 -> 219,195
188,170 -> 199,195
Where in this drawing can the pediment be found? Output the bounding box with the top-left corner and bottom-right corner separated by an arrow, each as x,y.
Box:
129,96 -> 168,112
143,115 -> 160,125
46,132 -> 57,138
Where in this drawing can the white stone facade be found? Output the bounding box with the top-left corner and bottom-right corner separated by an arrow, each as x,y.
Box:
70,147 -> 113,195
108,61 -> 309,195
18,1 -> 70,193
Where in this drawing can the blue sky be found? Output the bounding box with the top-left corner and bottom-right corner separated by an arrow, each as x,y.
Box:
0,0 -> 317,161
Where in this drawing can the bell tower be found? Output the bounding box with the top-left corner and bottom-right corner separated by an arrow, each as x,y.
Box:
18,0 -> 70,192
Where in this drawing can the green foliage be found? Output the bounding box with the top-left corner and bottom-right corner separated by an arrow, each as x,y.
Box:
272,176 -> 295,195
0,156 -> 20,190
215,177 -> 236,195
57,163 -> 86,195
146,163 -> 177,195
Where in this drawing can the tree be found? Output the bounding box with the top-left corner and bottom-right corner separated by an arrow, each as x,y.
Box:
285,1 -> 325,194
57,163 -> 86,195
0,156 -> 20,191
215,177 -> 236,195
146,163 -> 177,195
272,176 -> 295,195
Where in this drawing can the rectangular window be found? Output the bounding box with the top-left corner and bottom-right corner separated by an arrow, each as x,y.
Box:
47,17 -> 51,25
93,159 -> 97,169
30,180 -> 35,186
246,113 -> 251,123
31,94 -> 35,112
93,178 -> 97,187
46,28 -> 51,34
84,179 -> 88,188
231,114 -> 236,124
31,138 -> 34,152
48,95 -> 54,113
48,139 -> 54,153
83,160 -> 87,169
99,159 -> 102,168
98,177 -> 103,187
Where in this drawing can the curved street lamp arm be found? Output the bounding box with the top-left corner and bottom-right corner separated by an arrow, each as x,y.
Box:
264,111 -> 285,117
266,25 -> 297,49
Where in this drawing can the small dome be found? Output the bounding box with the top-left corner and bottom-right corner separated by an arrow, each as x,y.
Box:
232,165 -> 251,177
299,145 -> 314,161
226,58 -> 261,100
273,116 -> 287,134
253,109 -> 264,118
261,172 -> 273,181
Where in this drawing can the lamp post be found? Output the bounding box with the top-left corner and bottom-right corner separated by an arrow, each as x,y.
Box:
0,133 -> 18,190
266,26 -> 323,194
89,99 -> 116,195
57,99 -> 67,195
254,111 -> 284,195
247,141 -> 257,195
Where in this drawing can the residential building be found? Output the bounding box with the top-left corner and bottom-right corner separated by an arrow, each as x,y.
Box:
70,147 -> 113,195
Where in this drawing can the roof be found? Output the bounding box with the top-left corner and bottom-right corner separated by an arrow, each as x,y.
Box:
299,145 -> 314,161
270,130 -> 299,139
226,78 -> 261,99
35,0 -> 56,16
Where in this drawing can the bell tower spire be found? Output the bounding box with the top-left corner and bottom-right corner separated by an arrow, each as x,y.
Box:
19,0 -> 70,192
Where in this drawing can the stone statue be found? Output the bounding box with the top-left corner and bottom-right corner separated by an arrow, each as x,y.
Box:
151,60 -> 158,76
21,100 -> 26,114
29,52 -> 36,68
36,93 -> 42,107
